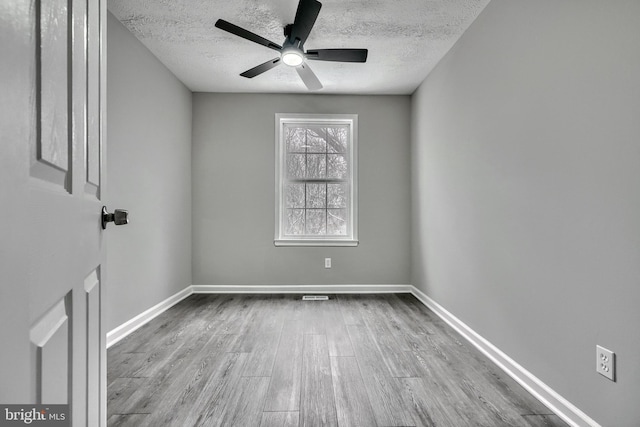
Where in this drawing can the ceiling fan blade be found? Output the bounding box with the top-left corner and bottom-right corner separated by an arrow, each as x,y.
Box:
215,19 -> 282,52
290,0 -> 322,46
306,48 -> 368,63
295,62 -> 323,91
240,58 -> 282,78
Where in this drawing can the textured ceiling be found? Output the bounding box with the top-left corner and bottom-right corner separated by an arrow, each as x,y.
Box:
108,0 -> 490,94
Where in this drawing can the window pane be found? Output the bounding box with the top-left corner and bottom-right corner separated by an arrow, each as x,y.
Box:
286,183 -> 305,208
327,126 -> 347,153
286,209 -> 305,235
306,154 -> 326,179
327,154 -> 347,179
306,209 -> 326,234
327,183 -> 348,208
306,127 -> 326,153
327,209 -> 347,235
287,154 -> 306,179
286,127 -> 306,152
306,183 -> 326,208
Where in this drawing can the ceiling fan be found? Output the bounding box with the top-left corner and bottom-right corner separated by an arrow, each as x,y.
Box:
215,0 -> 368,91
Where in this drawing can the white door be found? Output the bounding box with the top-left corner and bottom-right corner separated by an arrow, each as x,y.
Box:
1,1 -> 108,426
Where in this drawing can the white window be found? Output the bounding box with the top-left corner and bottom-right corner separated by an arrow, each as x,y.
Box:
275,114 -> 358,246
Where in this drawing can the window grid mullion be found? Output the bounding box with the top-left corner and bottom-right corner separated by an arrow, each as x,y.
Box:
325,127 -> 328,233
304,128 -> 308,235
288,178 -> 347,183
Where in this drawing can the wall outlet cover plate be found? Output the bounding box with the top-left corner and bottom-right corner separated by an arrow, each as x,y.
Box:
596,345 -> 615,381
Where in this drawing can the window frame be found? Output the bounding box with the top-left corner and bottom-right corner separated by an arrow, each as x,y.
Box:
274,113 -> 358,247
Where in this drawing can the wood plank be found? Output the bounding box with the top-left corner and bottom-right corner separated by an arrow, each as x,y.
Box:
346,324 -> 388,377
373,334 -> 423,378
348,295 -> 427,378
107,378 -> 148,418
107,351 -> 147,385
444,336 -> 560,418
346,324 -> 418,426
107,414 -> 149,427
301,299 -> 326,335
132,335 -> 243,425
412,321 -> 559,425
346,323 -> 419,378
373,293 -> 434,351
387,293 -> 438,335
355,295 -> 410,352
300,334 -> 337,426
264,298 -> 305,411
393,293 -> 462,344
335,294 -> 364,325
219,376 -> 270,426
324,297 -> 354,357
361,374 -> 415,426
459,371 -> 536,425
410,348 -> 525,427
239,332 -> 281,377
116,346 -> 182,379
114,294 -> 220,353
201,294 -> 258,335
401,376 -> 471,427
226,297 -> 283,377
178,352 -> 250,426
330,356 -> 376,427
116,338 -> 243,415
521,414 -> 571,427
236,295 -> 285,336
253,294 -> 288,334
260,411 -> 299,427
188,293 -> 236,332
117,319 -> 215,379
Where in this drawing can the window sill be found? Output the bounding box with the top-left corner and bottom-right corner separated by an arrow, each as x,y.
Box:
274,239 -> 359,247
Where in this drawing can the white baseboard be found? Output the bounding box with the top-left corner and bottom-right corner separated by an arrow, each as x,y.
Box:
409,286 -> 600,427
106,286 -> 193,348
191,284 -> 412,294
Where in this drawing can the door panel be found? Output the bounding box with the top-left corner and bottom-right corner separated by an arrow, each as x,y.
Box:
37,0 -> 70,177
32,0 -> 71,190
30,297 -> 70,404
1,1 -> 107,426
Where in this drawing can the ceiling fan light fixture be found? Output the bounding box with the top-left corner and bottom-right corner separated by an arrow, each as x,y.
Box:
281,48 -> 304,67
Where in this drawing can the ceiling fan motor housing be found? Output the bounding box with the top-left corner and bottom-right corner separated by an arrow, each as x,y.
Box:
283,25 -> 304,50
284,23 -> 294,38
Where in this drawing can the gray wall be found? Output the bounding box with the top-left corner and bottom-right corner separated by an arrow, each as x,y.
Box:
411,1 -> 640,425
106,13 -> 192,331
193,94 -> 411,286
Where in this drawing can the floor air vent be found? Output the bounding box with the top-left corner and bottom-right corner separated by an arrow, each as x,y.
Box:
302,295 -> 329,301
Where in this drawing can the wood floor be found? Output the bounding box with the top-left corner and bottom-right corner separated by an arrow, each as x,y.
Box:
107,294 -> 568,427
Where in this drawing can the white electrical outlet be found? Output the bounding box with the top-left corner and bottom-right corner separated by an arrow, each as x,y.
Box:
324,258 -> 331,268
596,345 -> 615,381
